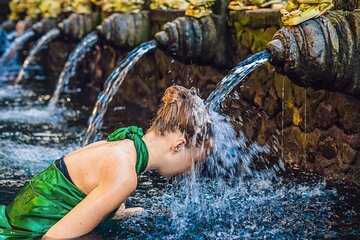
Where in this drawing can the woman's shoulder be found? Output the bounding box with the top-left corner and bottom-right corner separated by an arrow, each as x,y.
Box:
97,141 -> 138,187
66,140 -> 138,193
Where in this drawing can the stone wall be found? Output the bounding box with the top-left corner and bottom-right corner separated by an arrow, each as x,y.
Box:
0,0 -> 10,22
227,10 -> 360,186
40,9 -> 360,186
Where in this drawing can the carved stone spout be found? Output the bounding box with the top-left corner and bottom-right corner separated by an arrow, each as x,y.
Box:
97,11 -> 151,49
0,21 -> 16,32
58,13 -> 100,40
267,11 -> 360,97
32,19 -> 58,35
154,0 -> 231,67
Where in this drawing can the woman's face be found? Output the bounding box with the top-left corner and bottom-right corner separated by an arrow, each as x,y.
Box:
158,142 -> 209,179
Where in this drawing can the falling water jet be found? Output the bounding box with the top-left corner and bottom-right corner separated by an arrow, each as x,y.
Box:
82,40 -> 157,146
0,29 -> 10,56
151,50 -> 285,237
47,31 -> 99,111
0,29 -> 35,65
205,50 -> 271,111
197,49 -> 286,180
14,28 -> 60,85
5,31 -> 17,43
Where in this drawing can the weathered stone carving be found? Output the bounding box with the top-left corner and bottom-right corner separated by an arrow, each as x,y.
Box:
97,12 -> 151,49
267,11 -> 360,97
154,0 -> 231,67
58,13 -> 100,40
0,21 -> 16,32
32,19 -> 57,35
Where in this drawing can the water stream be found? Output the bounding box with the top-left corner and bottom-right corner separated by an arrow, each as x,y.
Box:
82,40 -> 157,145
0,30 -> 35,65
47,31 -> 99,110
0,29 -> 10,56
15,28 -> 60,85
205,50 -> 271,111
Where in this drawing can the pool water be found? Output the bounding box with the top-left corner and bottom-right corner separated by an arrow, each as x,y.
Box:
0,78 -> 359,239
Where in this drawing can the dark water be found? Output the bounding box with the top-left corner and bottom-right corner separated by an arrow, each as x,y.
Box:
0,62 -> 359,239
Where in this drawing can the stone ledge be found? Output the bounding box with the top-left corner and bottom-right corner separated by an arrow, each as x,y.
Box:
150,10 -> 185,22
229,9 -> 282,29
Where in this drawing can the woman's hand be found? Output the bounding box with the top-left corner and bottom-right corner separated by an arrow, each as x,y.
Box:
112,203 -> 144,220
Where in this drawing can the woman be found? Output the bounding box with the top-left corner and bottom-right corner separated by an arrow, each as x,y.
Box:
0,85 -> 212,239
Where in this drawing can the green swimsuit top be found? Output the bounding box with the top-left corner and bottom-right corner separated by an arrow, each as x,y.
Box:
107,126 -> 149,175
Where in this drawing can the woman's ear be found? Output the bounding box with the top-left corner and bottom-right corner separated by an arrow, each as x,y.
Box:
172,137 -> 187,153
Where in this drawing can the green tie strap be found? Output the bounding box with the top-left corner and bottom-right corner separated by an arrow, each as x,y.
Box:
107,126 -> 149,175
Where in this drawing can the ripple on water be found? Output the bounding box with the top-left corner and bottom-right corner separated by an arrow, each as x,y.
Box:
94,175 -> 359,239
0,85 -> 35,100
0,139 -> 79,174
0,105 -> 78,125
0,64 -> 22,83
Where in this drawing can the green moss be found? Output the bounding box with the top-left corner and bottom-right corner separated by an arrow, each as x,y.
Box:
239,14 -> 251,26
250,28 -> 267,52
233,22 -> 245,42
241,30 -> 254,49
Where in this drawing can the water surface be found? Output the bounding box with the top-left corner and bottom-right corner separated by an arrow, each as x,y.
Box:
0,71 -> 359,240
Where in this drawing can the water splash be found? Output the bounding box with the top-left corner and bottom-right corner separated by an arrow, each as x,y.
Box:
0,30 -> 35,65
0,85 -> 35,100
15,28 -> 60,85
138,50 -> 284,238
47,31 -> 99,110
99,175 -> 355,239
82,40 -> 157,145
206,50 -> 271,111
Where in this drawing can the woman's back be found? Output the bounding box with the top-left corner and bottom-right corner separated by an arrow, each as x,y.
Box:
63,139 -> 137,195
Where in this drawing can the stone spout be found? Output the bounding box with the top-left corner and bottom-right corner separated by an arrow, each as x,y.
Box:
154,0 -> 231,67
58,13 -> 100,40
0,21 -> 16,32
267,11 -> 360,97
97,11 -> 151,49
32,19 -> 57,35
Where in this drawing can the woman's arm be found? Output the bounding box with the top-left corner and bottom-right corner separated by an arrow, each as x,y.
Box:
44,172 -> 137,239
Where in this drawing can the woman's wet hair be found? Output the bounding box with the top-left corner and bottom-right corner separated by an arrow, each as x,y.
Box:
148,85 -> 212,149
